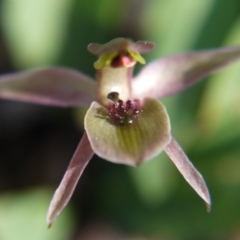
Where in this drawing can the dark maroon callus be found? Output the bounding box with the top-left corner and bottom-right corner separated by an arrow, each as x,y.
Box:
107,92 -> 143,125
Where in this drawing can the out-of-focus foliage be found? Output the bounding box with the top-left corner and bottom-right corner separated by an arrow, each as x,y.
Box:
0,188 -> 75,240
198,15 -> 240,149
1,0 -> 73,68
140,0 -> 216,55
0,0 -> 240,239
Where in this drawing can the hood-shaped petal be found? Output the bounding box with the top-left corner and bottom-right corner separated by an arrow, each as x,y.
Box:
47,132 -> 94,227
88,38 -> 155,56
133,45 -> 240,99
132,40 -> 156,54
85,97 -> 171,166
164,137 -> 211,210
0,67 -> 96,107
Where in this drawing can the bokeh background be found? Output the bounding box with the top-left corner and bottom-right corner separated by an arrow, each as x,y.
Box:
0,0 -> 240,239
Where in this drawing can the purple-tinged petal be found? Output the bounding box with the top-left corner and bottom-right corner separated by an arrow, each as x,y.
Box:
132,41 -> 155,54
133,46 -> 240,99
88,38 -> 154,56
47,132 -> 94,227
85,98 -> 171,166
164,137 -> 211,210
0,67 -> 96,107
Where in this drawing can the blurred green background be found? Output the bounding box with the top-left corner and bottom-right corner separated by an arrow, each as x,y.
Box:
0,0 -> 240,239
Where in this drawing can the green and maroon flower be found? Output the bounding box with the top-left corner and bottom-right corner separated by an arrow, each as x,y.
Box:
1,38 -> 240,227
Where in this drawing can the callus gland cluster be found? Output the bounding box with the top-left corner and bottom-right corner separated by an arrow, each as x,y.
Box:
107,91 -> 143,125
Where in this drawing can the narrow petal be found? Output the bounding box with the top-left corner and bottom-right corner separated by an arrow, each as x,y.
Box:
47,132 -> 94,227
133,46 -> 240,99
164,137 -> 211,210
85,98 -> 171,166
0,67 -> 96,107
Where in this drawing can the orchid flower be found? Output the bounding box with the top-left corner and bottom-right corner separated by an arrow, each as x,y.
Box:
1,38 -> 240,227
